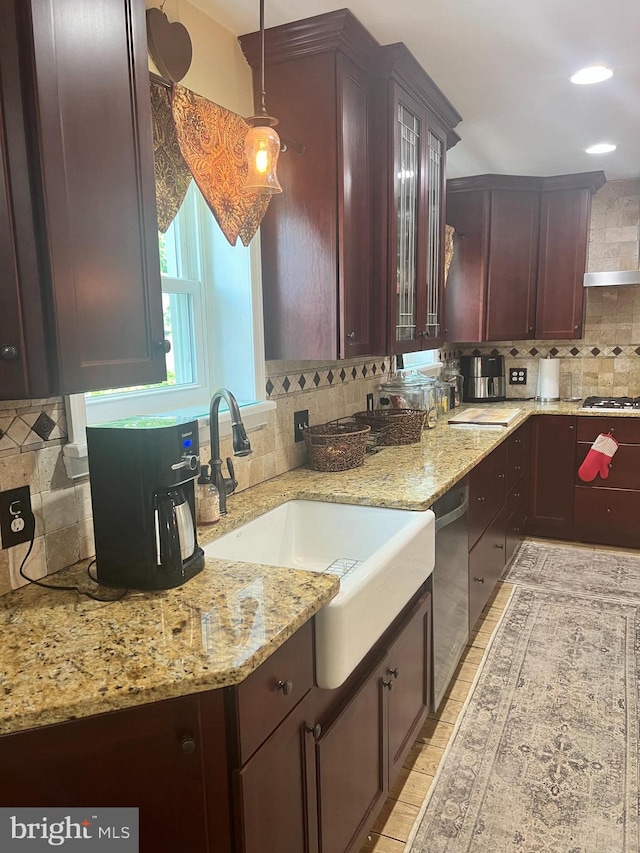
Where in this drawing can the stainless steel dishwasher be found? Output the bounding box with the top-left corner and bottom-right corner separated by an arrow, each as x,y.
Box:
432,478 -> 469,711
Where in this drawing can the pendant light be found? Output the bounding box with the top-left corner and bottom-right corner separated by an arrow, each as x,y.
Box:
244,0 -> 282,194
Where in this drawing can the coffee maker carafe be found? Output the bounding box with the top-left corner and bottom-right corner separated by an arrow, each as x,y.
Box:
87,417 -> 205,590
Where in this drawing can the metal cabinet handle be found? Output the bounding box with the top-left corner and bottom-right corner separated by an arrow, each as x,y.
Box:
180,735 -> 196,755
306,723 -> 322,738
277,679 -> 293,695
495,543 -> 505,550
346,331 -> 356,340
0,344 -> 19,361
498,473 -> 505,479
387,667 -> 399,679
474,576 -> 485,584
477,496 -> 485,503
382,679 -> 394,691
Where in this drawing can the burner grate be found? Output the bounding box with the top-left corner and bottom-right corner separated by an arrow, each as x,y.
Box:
582,396 -> 640,410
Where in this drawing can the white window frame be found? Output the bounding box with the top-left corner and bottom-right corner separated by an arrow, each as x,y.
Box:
63,185 -> 274,479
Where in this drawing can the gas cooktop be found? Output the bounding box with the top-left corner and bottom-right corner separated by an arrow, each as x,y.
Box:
581,396 -> 640,411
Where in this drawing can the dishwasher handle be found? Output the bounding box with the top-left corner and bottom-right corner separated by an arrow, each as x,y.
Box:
434,486 -> 469,531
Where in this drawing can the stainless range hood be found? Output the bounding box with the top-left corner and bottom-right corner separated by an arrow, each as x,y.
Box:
584,270 -> 640,287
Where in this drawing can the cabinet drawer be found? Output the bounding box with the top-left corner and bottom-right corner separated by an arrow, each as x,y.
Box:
576,442 -> 640,489
507,474 -> 529,519
469,442 -> 507,549
574,486 -> 640,549
506,479 -> 528,565
507,422 -> 530,489
235,619 -> 314,765
469,506 -> 506,632
577,416 -> 640,445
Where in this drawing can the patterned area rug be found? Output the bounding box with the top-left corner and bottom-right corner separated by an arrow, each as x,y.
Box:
504,539 -> 640,602
407,542 -> 640,853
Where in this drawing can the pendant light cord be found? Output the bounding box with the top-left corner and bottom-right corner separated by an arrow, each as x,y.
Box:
259,0 -> 267,115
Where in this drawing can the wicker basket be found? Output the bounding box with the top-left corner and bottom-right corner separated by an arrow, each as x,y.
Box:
353,408 -> 426,445
303,421 -> 371,472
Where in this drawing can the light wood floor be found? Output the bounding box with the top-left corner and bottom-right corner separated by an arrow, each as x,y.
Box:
359,581 -> 515,853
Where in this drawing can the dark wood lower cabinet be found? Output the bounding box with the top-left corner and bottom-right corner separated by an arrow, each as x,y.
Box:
574,487 -> 640,549
469,506 -> 506,632
316,657 -> 388,853
0,694 -> 215,852
234,690 -> 318,853
527,415 -> 576,539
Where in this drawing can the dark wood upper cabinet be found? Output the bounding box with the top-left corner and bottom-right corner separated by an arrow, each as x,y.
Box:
376,44 -> 461,355
240,11 -> 461,361
445,172 -> 605,343
0,0 -> 165,399
239,11 -> 384,361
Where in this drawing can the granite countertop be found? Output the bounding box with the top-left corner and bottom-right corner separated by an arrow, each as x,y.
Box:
0,399 -> 629,737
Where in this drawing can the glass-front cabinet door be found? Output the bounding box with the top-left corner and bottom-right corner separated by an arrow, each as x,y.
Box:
388,83 -> 447,354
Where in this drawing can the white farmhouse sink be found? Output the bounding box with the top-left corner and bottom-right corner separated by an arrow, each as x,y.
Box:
203,500 -> 435,689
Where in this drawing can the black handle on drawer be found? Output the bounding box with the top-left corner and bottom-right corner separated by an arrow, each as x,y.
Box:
495,543 -> 505,550
477,496 -> 485,503
387,667 -> 399,679
277,679 -> 293,696
473,576 -> 486,584
306,723 -> 322,739
0,344 -> 19,361
382,679 -> 394,691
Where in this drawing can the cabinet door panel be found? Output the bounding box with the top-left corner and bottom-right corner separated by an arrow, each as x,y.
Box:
574,486 -> 640,549
506,475 -> 528,564
576,442 -> 640,490
469,506 -> 506,632
507,421 -> 531,489
317,659 -> 387,853
338,55 -> 376,357
235,692 -> 318,853
28,0 -> 165,393
485,190 -> 539,341
577,416 -> 640,446
536,188 -> 590,339
0,696 -> 209,852
235,618 -> 314,765
527,415 -> 576,539
468,442 -> 507,549
387,591 -> 431,780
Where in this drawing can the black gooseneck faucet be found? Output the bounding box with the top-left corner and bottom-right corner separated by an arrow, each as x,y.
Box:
208,388 -> 252,516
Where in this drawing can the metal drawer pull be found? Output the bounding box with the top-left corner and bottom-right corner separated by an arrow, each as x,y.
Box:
277,679 -> 293,695
496,543 -> 505,549
306,723 -> 322,738
180,735 -> 196,755
477,496 -> 485,502
382,679 -> 394,691
387,667 -> 399,679
474,576 -> 485,584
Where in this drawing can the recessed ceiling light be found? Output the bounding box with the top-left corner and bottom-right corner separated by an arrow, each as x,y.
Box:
570,65 -> 613,85
585,143 -> 617,154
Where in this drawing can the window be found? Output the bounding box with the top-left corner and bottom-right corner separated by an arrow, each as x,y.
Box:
63,183 -> 273,478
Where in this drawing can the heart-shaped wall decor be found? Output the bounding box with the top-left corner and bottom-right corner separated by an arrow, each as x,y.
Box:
146,8 -> 193,84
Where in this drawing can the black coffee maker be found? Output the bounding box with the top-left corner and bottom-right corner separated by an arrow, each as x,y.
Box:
87,417 -> 205,590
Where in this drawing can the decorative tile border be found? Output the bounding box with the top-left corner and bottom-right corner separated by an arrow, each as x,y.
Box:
266,359 -> 391,398
460,344 -> 640,359
0,407 -> 67,456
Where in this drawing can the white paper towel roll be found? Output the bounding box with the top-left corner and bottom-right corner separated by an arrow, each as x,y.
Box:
536,357 -> 560,400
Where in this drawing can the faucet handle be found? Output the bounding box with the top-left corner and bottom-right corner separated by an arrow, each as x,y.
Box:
224,457 -> 238,496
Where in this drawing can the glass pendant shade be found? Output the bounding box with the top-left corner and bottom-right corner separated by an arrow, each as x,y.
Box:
244,124 -> 282,194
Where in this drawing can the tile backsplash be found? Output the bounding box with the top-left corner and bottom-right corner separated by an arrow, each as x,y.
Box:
0,178 -> 638,596
0,358 -> 391,594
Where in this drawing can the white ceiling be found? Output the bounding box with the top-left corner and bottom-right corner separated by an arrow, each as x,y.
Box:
191,0 -> 640,181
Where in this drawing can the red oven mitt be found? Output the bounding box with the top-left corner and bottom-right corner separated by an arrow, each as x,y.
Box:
577,432 -> 619,482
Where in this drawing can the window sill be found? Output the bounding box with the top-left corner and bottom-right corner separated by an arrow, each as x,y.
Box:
62,399 -> 276,480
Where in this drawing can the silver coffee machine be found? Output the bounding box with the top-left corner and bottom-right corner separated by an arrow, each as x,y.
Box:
460,355 -> 506,402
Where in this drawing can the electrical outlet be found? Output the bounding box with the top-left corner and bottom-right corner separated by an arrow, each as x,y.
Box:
294,409 -> 309,443
509,367 -> 528,385
366,393 -> 374,411
0,485 -> 34,548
